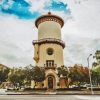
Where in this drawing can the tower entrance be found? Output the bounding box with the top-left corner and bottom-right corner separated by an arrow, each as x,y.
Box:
48,76 -> 54,89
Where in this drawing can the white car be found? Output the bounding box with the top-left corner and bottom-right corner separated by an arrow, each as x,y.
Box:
0,89 -> 7,95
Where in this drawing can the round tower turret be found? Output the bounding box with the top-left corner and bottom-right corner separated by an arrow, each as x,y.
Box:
35,12 -> 64,40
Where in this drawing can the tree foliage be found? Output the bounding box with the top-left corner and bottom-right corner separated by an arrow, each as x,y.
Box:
57,66 -> 68,78
8,68 -> 26,88
32,67 -> 45,82
92,65 -> 100,85
68,64 -> 90,86
0,67 -> 9,84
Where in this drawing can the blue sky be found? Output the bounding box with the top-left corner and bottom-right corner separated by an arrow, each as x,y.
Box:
0,0 -> 100,67
44,0 -> 70,13
0,0 -> 71,19
0,0 -> 40,19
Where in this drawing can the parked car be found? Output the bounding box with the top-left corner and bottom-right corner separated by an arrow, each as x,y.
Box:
0,89 -> 7,95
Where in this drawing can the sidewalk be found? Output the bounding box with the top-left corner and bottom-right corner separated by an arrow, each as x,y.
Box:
6,90 -> 100,95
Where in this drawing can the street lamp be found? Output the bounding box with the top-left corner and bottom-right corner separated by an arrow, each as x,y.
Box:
87,54 -> 94,94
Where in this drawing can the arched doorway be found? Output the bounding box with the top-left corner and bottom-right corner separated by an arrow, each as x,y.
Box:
48,76 -> 54,89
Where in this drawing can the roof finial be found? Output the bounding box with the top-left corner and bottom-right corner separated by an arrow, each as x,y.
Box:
48,8 -> 51,15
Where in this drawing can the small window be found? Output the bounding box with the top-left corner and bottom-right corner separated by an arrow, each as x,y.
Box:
47,48 -> 53,55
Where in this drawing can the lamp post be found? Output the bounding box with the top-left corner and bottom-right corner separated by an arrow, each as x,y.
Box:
87,54 -> 94,94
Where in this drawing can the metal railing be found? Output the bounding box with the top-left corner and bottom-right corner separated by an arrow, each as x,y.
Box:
44,64 -> 57,69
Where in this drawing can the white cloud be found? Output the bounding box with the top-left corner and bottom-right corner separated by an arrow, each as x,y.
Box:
63,0 -> 100,38
62,0 -> 100,67
28,0 -> 51,13
0,15 -> 37,67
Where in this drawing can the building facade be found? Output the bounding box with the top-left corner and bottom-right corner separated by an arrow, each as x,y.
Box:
32,12 -> 65,90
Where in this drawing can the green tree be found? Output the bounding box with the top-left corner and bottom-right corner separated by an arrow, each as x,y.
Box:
68,64 -> 90,88
0,68 -> 9,84
57,66 -> 68,87
32,67 -> 45,88
57,66 -> 68,78
8,68 -> 26,88
8,73 -> 19,88
92,65 -> 100,85
23,65 -> 34,86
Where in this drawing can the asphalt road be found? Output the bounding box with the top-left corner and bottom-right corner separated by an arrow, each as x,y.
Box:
0,95 -> 100,100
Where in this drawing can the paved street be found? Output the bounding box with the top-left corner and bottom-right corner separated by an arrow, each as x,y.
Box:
0,95 -> 100,100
